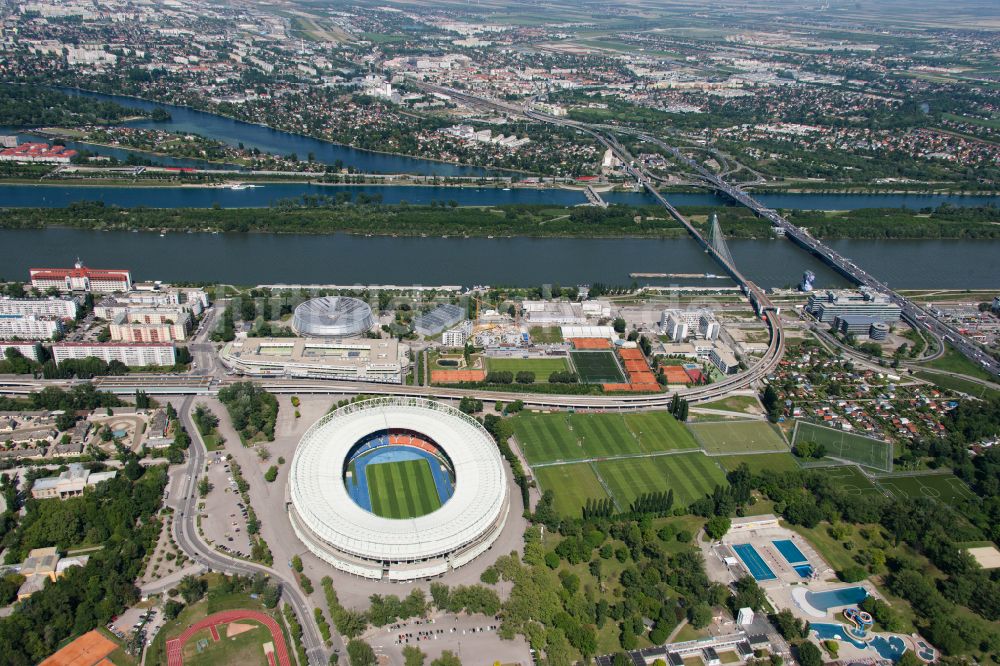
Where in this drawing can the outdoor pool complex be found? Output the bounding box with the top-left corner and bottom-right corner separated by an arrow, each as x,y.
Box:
732,544 -> 777,581
805,586 -> 869,611
811,623 -> 908,661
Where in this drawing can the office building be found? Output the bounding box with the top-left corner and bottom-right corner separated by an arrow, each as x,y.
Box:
29,259 -> 132,293
710,345 -> 740,374
0,314 -> 63,340
221,337 -> 409,383
806,289 -> 902,324
0,296 -> 78,319
52,342 -> 176,367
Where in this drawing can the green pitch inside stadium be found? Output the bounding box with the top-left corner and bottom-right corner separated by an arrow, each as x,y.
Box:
344,430 -> 457,519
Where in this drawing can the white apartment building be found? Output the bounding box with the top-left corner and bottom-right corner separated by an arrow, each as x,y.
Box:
442,321 -> 473,348
0,297 -> 78,320
660,309 -> 720,342
52,343 -> 176,367
710,345 -> 740,374
1,343 -> 42,361
110,310 -> 190,343
0,314 -> 63,340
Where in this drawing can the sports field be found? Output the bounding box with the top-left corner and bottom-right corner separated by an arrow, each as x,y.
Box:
823,465 -> 883,497
623,412 -> 700,453
688,420 -> 788,454
792,421 -> 893,472
486,357 -> 570,379
534,463 -> 610,518
184,621 -> 270,666
595,452 -> 728,508
715,452 -> 800,474
570,350 -> 625,384
366,459 -> 442,519
512,411 -> 695,464
879,473 -> 976,505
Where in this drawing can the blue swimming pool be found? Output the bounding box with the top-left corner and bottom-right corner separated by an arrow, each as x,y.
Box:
732,543 -> 777,581
773,539 -> 808,564
811,624 -> 907,661
113,429 -> 127,438
794,564 -> 814,578
805,586 -> 868,611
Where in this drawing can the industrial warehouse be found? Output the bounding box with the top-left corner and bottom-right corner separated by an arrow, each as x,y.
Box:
219,336 -> 410,383
288,398 -> 510,581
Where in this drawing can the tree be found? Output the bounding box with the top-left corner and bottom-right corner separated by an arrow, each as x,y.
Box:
403,646 -> 426,666
761,384 -> 781,421
771,609 -> 808,640
795,641 -> 823,666
178,575 -> 207,604
348,639 -> 377,666
264,466 -> 278,482
430,651 -> 462,666
704,516 -> 731,540
613,317 -> 626,333
164,600 -> 185,620
197,476 -> 212,497
688,604 -> 712,629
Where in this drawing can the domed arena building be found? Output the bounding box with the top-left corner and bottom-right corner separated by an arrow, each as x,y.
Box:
288,397 -> 510,581
291,296 -> 374,338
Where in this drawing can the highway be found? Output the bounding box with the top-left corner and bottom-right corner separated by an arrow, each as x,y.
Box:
170,396 -> 329,665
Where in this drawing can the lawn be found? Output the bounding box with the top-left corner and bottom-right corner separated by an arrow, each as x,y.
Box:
793,421 -> 893,472
922,343 -> 997,382
913,370 -> 1000,400
486,357 -> 570,379
622,412 -> 699,453
715,452 -> 800,474
688,420 -> 788,454
534,463 -> 610,518
529,326 -> 563,343
878,473 -> 976,505
696,395 -> 762,415
596,453 -> 728,509
184,622 -> 270,666
570,350 -> 625,384
367,459 -> 441,519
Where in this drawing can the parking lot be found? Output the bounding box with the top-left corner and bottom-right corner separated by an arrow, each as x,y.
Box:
367,612 -> 530,666
109,602 -> 164,650
199,450 -> 253,558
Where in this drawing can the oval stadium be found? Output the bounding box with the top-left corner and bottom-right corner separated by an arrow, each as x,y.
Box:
291,296 -> 375,338
288,397 -> 510,581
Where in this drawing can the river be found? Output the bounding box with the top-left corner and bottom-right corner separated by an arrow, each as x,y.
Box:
1,182 -> 997,210
0,227 -> 996,290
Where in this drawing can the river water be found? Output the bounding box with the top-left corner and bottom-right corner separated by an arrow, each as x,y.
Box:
0,227 -> 996,290
1,89 -> 996,289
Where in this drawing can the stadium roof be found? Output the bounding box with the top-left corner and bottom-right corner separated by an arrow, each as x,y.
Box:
292,296 -> 374,337
289,398 -> 507,563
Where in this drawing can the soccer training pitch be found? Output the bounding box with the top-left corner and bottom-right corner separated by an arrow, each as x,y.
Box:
534,463 -> 611,518
792,421 -> 893,472
486,357 -> 570,379
878,473 -> 976,505
595,452 -> 728,509
512,411 -> 695,464
715,452 -> 800,474
570,350 -> 625,384
366,459 -> 442,519
822,465 -> 884,498
688,420 -> 789,454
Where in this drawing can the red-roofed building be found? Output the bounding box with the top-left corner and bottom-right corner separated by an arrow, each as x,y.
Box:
30,259 -> 132,293
0,142 -> 77,164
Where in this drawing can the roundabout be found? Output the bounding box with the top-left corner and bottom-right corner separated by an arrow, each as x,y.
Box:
288,397 -> 509,581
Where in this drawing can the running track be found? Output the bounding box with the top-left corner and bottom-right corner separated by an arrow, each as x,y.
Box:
165,609 -> 291,666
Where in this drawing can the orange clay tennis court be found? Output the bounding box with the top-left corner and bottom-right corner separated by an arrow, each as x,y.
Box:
430,369 -> 486,383
568,338 -> 611,350
40,630 -> 118,666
